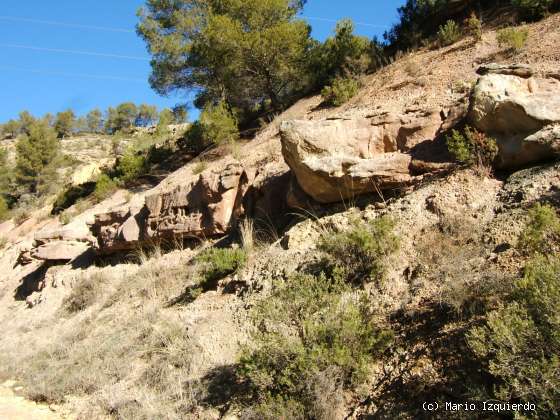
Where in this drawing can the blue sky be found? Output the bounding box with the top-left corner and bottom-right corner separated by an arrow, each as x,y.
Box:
0,1 -> 404,123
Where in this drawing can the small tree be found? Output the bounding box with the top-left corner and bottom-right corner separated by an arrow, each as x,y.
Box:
155,108 -> 174,137
438,20 -> 461,47
311,19 -> 377,86
18,111 -> 36,136
137,104 -> 159,127
15,121 -> 59,194
105,103 -> 138,133
199,101 -> 239,146
54,109 -> 76,138
86,109 -> 103,133
0,148 -> 11,193
116,150 -> 146,183
172,105 -> 189,124
1,119 -> 20,139
446,126 -> 498,170
466,13 -> 482,43
321,77 -> 360,107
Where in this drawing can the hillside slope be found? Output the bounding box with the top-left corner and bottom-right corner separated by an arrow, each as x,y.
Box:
0,14 -> 559,419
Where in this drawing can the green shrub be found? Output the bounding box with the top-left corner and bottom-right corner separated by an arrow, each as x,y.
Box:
239,272 -> 393,416
496,27 -> 529,52
321,77 -> 360,107
59,211 -> 72,225
468,255 -> 560,416
242,396 -> 305,420
199,101 -> 239,146
93,174 -> 119,202
196,247 -> 247,285
437,20 -> 461,47
318,216 -> 399,285
51,182 -> 96,214
519,203 -> 560,255
192,161 -> 208,175
466,13 -> 483,43
0,196 -> 8,221
116,151 -> 147,183
446,126 -> 498,169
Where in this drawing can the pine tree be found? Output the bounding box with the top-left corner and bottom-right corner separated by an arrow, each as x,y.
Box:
15,121 -> 59,194
18,111 -> 36,136
54,109 -> 76,138
137,0 -> 311,113
86,109 -> 103,133
137,104 -> 159,127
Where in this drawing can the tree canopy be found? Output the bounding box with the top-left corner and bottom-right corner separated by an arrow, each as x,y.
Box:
54,109 -> 76,138
15,121 -> 60,194
137,0 -> 312,114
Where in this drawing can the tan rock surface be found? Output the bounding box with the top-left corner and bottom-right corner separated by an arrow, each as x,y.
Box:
279,111 -> 448,203
0,381 -> 64,420
470,72 -> 560,168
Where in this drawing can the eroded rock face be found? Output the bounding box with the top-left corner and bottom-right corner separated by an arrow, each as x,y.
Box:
279,109 -> 450,203
90,163 -> 249,253
145,163 -> 248,239
470,71 -> 560,168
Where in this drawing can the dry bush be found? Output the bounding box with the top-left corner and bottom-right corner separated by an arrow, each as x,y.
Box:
3,294 -> 198,418
239,218 -> 255,254
414,214 -> 509,317
63,273 -> 106,313
104,249 -> 192,307
404,60 -> 422,77
192,160 -> 208,175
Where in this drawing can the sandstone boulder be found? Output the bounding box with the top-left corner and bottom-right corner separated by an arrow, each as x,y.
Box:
17,224 -> 96,264
34,224 -> 95,245
280,110 -> 447,203
71,162 -> 102,186
30,241 -> 90,261
470,71 -> 560,168
145,163 -> 248,240
89,208 -> 142,253
91,162 -> 249,253
476,63 -> 533,78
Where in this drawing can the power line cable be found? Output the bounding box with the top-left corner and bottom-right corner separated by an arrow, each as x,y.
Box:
0,14 -> 389,32
304,16 -> 390,29
0,65 -> 146,83
0,15 -> 135,33
0,43 -> 150,61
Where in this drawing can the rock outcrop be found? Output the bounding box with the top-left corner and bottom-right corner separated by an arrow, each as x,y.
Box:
145,163 -> 248,239
20,224 -> 96,263
470,69 -> 560,168
90,162 -> 249,253
279,109 -> 453,203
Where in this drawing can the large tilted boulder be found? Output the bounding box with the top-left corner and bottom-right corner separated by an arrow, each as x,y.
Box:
279,109 -> 451,203
90,163 -> 249,254
469,69 -> 560,168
